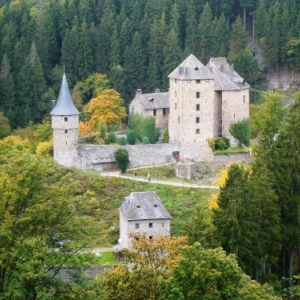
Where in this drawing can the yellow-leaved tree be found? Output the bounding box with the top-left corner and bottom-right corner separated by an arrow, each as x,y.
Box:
88,89 -> 127,130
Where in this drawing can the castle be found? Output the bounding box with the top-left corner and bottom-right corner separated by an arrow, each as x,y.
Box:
51,54 -> 249,170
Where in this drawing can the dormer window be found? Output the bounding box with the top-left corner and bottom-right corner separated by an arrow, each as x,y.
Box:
194,67 -> 199,71
196,79 -> 200,83
64,117 -> 68,122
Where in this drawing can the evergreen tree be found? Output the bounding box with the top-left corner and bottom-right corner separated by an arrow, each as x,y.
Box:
17,42 -> 47,126
185,0 -> 199,55
78,20 -> 93,80
163,29 -> 181,88
197,2 -> 213,63
0,54 -> 16,128
229,17 -> 248,57
212,14 -> 229,57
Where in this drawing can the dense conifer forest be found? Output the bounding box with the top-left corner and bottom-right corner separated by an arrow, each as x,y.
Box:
0,0 -> 300,129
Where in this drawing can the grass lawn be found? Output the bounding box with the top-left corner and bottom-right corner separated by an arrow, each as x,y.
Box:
96,251 -> 117,265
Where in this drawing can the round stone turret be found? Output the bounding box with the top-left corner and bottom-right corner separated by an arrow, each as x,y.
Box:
50,74 -> 79,168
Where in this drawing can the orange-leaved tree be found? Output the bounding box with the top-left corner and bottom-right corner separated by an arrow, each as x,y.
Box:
88,89 -> 127,130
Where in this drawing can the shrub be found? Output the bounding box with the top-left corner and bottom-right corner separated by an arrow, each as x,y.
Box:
108,133 -> 116,143
118,137 -> 127,145
129,114 -> 160,144
229,118 -> 250,146
163,128 -> 169,143
114,148 -> 129,173
127,130 -> 137,145
142,137 -> 149,144
215,137 -> 230,150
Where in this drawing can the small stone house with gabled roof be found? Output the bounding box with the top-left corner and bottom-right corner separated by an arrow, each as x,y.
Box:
118,191 -> 171,249
129,89 -> 170,135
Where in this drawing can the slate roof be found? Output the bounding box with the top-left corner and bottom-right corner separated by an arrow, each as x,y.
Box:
134,92 -> 169,110
50,74 -> 79,116
206,58 -> 250,91
168,54 -> 214,80
119,191 -> 171,221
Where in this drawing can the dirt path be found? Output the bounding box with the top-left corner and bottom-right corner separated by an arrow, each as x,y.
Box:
100,170 -> 219,190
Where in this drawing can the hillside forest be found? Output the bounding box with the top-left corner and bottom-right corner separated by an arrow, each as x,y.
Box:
0,0 -> 300,129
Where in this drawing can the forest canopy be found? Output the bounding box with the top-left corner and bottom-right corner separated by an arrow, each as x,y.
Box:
0,0 -> 299,129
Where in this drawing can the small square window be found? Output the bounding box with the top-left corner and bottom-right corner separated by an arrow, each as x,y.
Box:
64,117 -> 68,122
149,223 -> 153,228
243,95 -> 245,103
135,223 -> 139,229
196,117 -> 200,123
162,222 -> 164,227
196,92 -> 200,98
153,109 -> 156,116
178,116 -> 180,123
175,103 -> 177,109
149,236 -> 153,240
196,79 -> 200,83
65,130 -> 68,133
196,129 -> 200,134
196,104 -> 200,111
175,91 -> 177,97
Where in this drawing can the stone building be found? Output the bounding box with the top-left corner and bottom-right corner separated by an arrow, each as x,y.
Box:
118,191 -> 171,249
129,89 -> 169,135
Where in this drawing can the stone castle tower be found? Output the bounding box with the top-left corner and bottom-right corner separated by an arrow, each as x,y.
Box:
50,74 -> 79,168
168,54 -> 215,161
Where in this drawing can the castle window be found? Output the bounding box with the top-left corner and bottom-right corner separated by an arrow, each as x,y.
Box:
132,107 -> 134,113
196,92 -> 200,98
162,222 -> 164,227
153,109 -> 156,116
149,236 -> 153,240
196,117 -> 200,123
175,91 -> 177,97
196,104 -> 200,111
64,117 -> 68,122
149,223 -> 153,228
178,116 -> 180,123
65,130 -> 68,133
175,103 -> 177,109
135,223 -> 139,229
196,79 -> 200,83
163,109 -> 166,116
243,95 -> 245,103
175,79 -> 177,84
196,129 -> 200,134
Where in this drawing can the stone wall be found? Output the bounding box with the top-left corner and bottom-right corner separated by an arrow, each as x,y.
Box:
77,143 -> 182,171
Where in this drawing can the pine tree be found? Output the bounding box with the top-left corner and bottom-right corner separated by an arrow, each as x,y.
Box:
212,14 -> 229,57
229,17 -> 248,58
78,20 -> 93,80
163,29 -> 181,88
0,54 -> 16,128
197,2 -> 213,63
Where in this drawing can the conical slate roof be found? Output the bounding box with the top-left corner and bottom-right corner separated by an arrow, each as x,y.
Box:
50,74 -> 79,116
168,54 -> 214,80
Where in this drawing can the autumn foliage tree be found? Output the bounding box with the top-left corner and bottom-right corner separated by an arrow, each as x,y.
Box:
88,89 -> 127,131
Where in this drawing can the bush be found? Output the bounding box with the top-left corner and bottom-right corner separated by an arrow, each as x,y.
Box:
229,118 -> 250,146
142,137 -> 149,144
127,130 -> 137,145
129,114 -> 160,144
215,137 -> 230,150
163,128 -> 169,143
118,137 -> 127,145
108,133 -> 116,143
208,138 -> 215,150
114,148 -> 129,173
